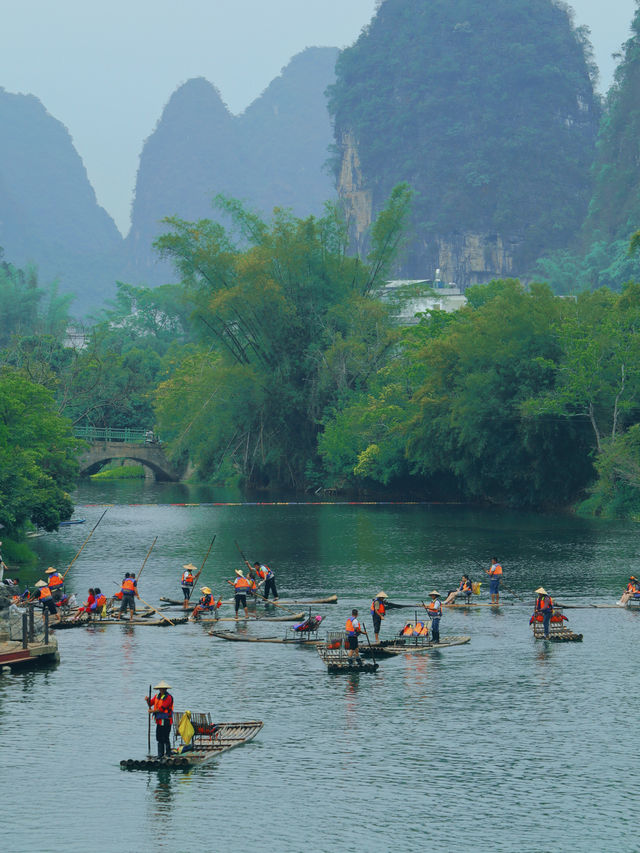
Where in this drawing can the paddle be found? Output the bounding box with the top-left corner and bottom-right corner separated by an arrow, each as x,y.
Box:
193,534 -> 216,589
148,684 -> 152,754
61,507 -> 109,580
137,595 -> 175,626
136,536 -> 157,583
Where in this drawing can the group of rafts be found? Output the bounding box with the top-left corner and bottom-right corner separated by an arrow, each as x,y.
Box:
18,550 -> 640,675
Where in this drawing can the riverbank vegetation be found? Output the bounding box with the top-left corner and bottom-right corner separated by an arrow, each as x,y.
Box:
3,195 -> 640,521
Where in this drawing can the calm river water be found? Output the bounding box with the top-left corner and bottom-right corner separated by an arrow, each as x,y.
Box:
1,481 -> 638,852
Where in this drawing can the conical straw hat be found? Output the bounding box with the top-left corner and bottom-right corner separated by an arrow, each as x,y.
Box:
375,591 -> 389,599
153,680 -> 171,689
535,587 -> 547,595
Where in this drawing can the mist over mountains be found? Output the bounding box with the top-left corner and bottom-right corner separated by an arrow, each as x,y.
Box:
0,47 -> 338,313
2,1 -> 640,313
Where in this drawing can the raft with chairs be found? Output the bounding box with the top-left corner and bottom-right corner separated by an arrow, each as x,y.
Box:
120,715 -> 263,770
316,631 -> 382,672
380,621 -> 471,654
530,609 -> 583,642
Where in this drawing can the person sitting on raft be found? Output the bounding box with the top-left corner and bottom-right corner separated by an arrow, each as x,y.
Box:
370,592 -> 388,643
190,587 -> 220,621
444,575 -> 473,605
34,579 -> 62,623
533,587 -> 554,639
74,588 -> 96,621
619,576 -> 640,606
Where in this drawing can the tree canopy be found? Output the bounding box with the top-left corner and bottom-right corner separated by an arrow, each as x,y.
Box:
152,190 -> 412,487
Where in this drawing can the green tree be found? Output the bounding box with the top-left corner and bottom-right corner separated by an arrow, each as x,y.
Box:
153,190 -> 411,487
0,370 -> 80,534
405,281 -> 593,507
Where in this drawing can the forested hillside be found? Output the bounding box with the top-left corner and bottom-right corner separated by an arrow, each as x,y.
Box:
0,88 -> 124,313
125,47 -> 339,285
328,0 -> 600,283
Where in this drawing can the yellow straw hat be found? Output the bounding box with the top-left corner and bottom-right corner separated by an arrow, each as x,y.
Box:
200,586 -> 212,594
153,680 -> 171,690
375,591 -> 389,599
35,580 -> 47,588
183,563 -> 197,571
45,567 -> 57,574
429,590 -> 441,597
535,587 -> 547,595
235,569 -> 244,577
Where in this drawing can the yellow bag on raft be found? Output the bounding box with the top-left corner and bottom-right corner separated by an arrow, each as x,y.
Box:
178,710 -> 195,745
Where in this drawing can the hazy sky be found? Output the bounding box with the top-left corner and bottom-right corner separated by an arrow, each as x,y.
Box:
1,0 -> 636,235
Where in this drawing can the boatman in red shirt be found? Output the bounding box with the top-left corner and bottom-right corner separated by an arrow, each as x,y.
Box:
146,680 -> 174,758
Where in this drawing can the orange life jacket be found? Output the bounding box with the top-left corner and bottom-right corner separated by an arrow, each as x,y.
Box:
181,571 -> 194,585
39,585 -> 52,601
460,578 -> 472,592
427,599 -> 441,616
346,618 -> 360,636
122,578 -> 136,594
96,594 -> 107,607
490,563 -> 503,576
48,573 -> 64,587
234,576 -> 252,590
535,595 -> 553,612
414,621 -> 429,636
370,599 -> 386,616
150,692 -> 173,724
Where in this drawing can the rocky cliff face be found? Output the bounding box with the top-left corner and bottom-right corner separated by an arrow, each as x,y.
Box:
330,0 -> 599,286
338,130 -> 522,283
0,88 -> 124,314
125,47 -> 339,285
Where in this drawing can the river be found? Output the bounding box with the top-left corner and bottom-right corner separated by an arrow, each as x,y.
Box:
0,480 -> 637,852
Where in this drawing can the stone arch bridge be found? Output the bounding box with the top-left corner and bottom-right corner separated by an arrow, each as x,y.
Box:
75,427 -> 185,482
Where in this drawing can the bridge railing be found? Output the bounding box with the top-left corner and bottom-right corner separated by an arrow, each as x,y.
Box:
74,426 -> 157,444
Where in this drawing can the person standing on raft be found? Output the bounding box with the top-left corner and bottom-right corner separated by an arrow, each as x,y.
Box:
233,570 -> 251,620
119,572 -> 139,620
533,587 -> 554,639
370,592 -> 388,643
426,590 -> 442,643
146,681 -> 174,758
486,557 -> 503,605
180,563 -> 196,609
34,579 -> 62,623
345,609 -> 364,666
44,567 -> 65,602
245,559 -> 279,601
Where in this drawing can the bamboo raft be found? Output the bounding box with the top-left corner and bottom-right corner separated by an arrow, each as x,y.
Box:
317,632 -> 381,672
160,594 -> 338,609
53,615 -> 188,629
383,635 -> 471,653
121,716 -> 263,770
532,624 -> 583,642
210,630 -> 323,645
194,611 -> 306,624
